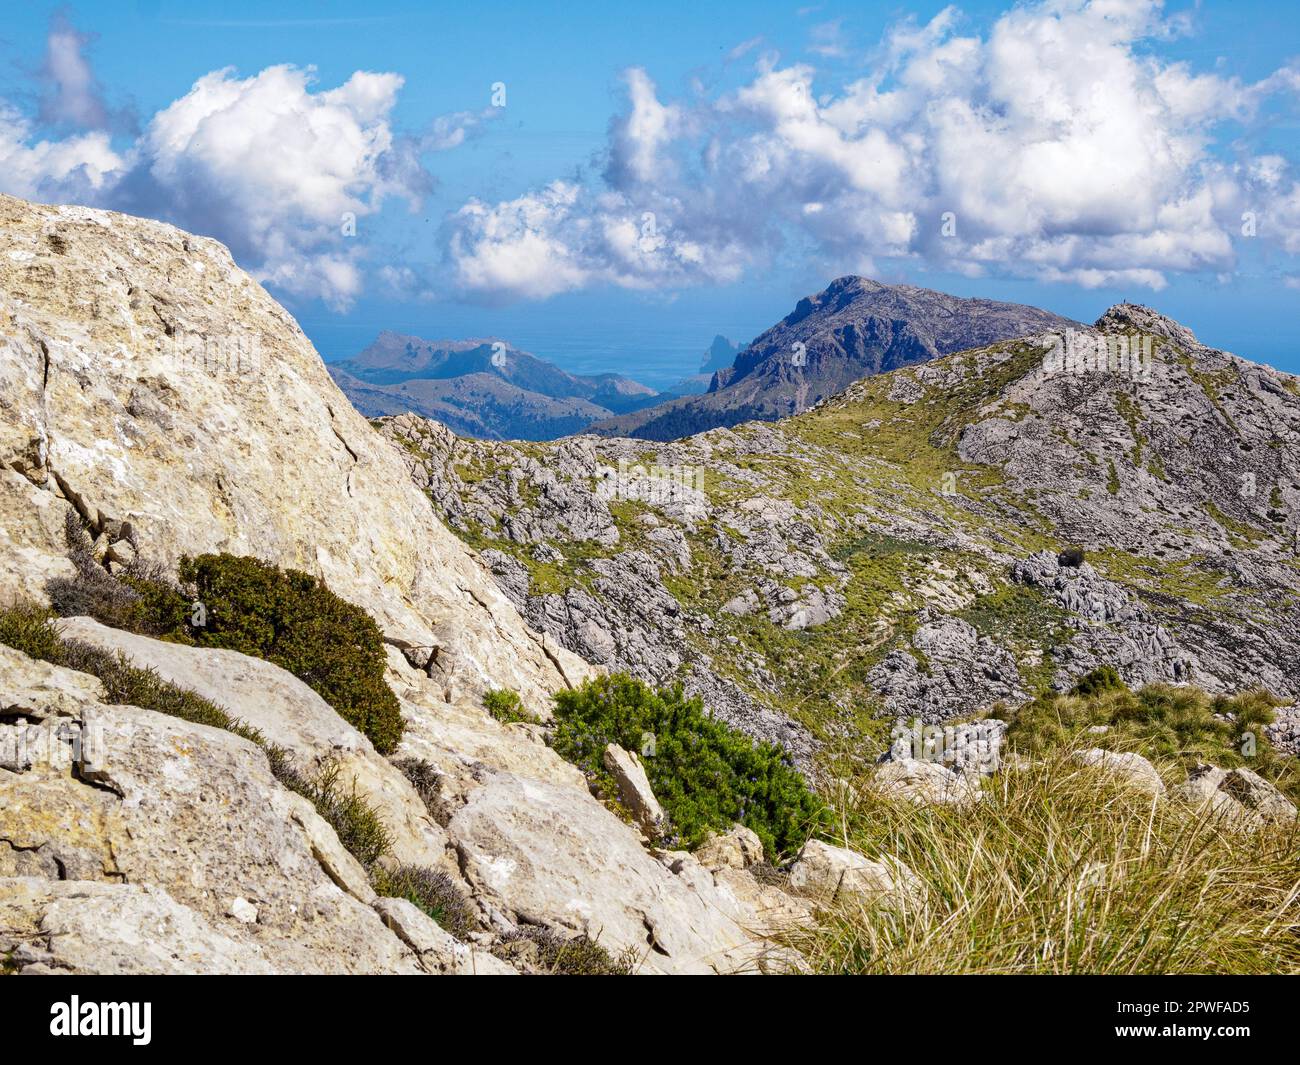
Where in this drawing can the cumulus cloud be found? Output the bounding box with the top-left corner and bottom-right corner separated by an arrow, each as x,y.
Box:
118,64 -> 422,307
444,0 -> 1300,300
1,16 -> 451,308
0,104 -> 125,202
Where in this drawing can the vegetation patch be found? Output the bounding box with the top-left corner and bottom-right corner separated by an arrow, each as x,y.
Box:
549,673 -> 829,858
1004,673 -> 1297,801
492,927 -> 638,975
483,687 -> 536,724
372,864 -> 476,937
48,536 -> 405,755
784,743 -> 1300,974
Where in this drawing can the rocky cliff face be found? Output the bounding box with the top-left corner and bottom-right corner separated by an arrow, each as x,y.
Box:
383,306 -> 1300,770
0,194 -> 794,974
590,277 -> 1078,441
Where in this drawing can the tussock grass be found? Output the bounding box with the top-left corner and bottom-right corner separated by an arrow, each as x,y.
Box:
784,746 -> 1300,974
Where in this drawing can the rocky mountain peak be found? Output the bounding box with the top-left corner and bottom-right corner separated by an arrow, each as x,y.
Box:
1095,302 -> 1201,347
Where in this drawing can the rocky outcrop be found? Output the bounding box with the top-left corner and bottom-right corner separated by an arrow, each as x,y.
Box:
0,193 -> 797,975
1171,764 -> 1297,825
868,612 -> 1024,723
0,193 -> 591,712
55,616 -> 456,874
787,840 -> 921,909
603,743 -> 666,836
0,645 -> 420,974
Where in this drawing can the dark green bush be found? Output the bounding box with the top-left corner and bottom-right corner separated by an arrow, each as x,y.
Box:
1057,546 -> 1087,568
109,553 -> 403,754
1070,665 -> 1126,698
483,687 -> 533,724
372,864 -> 476,937
172,554 -> 404,754
549,673 -> 828,859
45,529 -> 406,754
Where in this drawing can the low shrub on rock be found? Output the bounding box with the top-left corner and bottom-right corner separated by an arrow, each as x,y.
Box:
372,864 -> 475,937
483,687 -> 533,724
46,534 -> 405,755
0,603 -> 230,731
549,672 -> 828,859
264,754 -> 391,869
173,554 -> 405,754
492,927 -> 637,975
46,511 -> 191,638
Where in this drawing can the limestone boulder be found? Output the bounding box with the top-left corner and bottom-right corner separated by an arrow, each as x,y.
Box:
695,823 -> 765,871
0,193 -> 591,718
446,769 -> 762,974
873,757 -> 981,806
373,897 -> 517,975
1072,749 -> 1166,796
0,878 -> 277,975
602,743 -> 666,836
787,839 -> 922,909
57,616 -> 456,875
1171,764 -> 1297,825
0,645 -> 420,974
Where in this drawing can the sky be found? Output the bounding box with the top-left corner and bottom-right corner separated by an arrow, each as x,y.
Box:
0,0 -> 1297,388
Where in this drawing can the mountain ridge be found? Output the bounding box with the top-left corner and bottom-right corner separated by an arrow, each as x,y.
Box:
329,331 -> 668,440
383,300 -> 1300,765
590,276 -> 1080,440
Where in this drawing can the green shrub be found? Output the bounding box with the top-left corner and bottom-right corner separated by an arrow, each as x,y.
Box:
1057,546 -> 1086,568
0,602 -> 62,662
372,864 -> 476,937
171,554 -> 404,754
483,687 -> 533,724
45,533 -> 406,755
287,760 -> 391,868
1069,665 -> 1126,697
549,673 -> 828,859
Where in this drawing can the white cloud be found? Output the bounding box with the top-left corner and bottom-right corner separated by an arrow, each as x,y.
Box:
0,104 -> 125,202
127,64 -> 418,307
445,0 -> 1300,300
0,19 -> 446,310
39,15 -> 112,129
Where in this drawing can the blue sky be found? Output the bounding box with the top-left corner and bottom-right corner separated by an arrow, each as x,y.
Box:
1,0 -> 1297,387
